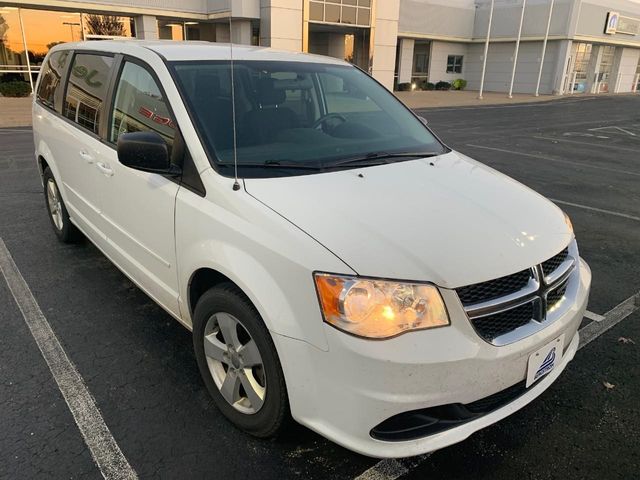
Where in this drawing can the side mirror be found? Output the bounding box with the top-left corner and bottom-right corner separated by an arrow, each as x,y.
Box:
117,131 -> 181,176
418,116 -> 428,126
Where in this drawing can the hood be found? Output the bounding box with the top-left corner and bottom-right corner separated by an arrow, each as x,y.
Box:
244,151 -> 572,289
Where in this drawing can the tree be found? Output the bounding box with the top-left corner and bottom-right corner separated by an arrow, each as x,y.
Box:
47,41 -> 64,50
85,15 -> 125,36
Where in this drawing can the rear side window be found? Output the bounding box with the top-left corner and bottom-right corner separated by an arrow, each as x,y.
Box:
109,61 -> 176,152
36,50 -> 70,110
63,54 -> 113,134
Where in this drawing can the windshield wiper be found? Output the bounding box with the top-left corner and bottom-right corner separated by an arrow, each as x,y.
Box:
326,151 -> 440,168
218,160 -> 323,170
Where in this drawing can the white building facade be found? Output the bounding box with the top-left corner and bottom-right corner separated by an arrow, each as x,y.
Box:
1,0 -> 640,94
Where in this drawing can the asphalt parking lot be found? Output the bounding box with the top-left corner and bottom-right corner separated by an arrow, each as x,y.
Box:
1,95 -> 639,479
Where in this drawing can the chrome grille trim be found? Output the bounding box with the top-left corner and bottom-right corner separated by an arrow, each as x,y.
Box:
456,241 -> 579,345
463,270 -> 539,318
544,258 -> 574,285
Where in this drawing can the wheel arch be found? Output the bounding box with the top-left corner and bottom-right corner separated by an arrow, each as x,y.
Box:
180,247 -> 329,352
188,267 -> 240,321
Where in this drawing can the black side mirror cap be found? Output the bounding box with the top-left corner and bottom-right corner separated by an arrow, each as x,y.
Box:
117,131 -> 181,176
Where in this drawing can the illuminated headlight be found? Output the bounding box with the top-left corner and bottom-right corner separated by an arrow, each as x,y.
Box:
563,211 -> 573,235
314,273 -> 450,339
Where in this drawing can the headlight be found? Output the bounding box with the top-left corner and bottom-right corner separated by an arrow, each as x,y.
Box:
314,273 -> 450,339
563,211 -> 573,234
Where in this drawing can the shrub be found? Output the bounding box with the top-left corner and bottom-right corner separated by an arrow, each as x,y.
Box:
435,81 -> 451,91
397,82 -> 412,92
418,80 -> 433,90
0,81 -> 31,97
424,82 -> 435,91
452,78 -> 468,91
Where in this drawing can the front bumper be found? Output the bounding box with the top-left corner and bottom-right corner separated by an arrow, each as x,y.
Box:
273,258 -> 591,458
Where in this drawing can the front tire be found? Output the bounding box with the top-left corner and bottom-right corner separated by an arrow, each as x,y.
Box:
193,284 -> 289,438
43,167 -> 82,243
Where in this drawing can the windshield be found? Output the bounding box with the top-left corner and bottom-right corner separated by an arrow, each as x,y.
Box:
171,60 -> 446,177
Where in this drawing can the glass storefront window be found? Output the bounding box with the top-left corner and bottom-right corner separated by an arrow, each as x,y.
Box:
158,20 -> 216,41
597,45 -> 615,93
0,7 -> 29,81
158,20 -> 184,40
309,0 -> 371,27
21,9 -> 83,71
1,7 -> 134,90
82,14 -> 135,39
571,42 -> 592,93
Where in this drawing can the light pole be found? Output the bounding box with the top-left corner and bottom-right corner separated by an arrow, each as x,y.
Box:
478,0 -> 495,100
508,0 -> 527,98
63,22 -> 81,42
535,0 -> 555,97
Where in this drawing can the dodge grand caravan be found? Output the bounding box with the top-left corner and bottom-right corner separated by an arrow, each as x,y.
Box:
33,41 -> 590,458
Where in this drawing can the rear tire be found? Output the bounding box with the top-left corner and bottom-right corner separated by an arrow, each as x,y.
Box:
43,167 -> 82,243
193,283 -> 289,438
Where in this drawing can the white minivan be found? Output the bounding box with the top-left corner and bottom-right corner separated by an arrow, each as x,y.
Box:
33,40 -> 590,458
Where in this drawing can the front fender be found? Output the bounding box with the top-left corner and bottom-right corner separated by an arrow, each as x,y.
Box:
175,170 -> 355,352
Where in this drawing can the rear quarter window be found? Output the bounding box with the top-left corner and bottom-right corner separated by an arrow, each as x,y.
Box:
36,50 -> 71,110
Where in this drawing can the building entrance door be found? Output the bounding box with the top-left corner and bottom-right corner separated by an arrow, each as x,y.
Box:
596,46 -> 615,93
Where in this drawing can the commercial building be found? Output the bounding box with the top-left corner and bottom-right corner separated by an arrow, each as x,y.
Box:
1,0 -> 639,95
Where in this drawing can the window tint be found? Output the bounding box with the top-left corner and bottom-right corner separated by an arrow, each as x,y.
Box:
36,50 -> 70,110
110,62 -> 175,152
63,54 -> 113,134
172,60 -> 445,177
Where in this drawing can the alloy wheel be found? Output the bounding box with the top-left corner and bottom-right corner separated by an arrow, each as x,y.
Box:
46,178 -> 64,231
203,312 -> 266,414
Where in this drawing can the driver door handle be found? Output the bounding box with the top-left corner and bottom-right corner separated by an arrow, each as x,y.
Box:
79,150 -> 94,164
95,161 -> 114,177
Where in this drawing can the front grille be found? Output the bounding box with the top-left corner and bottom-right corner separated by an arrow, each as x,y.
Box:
471,301 -> 534,341
547,281 -> 568,309
456,244 -> 575,345
541,247 -> 569,277
456,269 -> 532,306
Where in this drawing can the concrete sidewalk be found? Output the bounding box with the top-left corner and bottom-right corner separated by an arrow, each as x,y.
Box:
394,90 -> 558,109
0,97 -> 32,128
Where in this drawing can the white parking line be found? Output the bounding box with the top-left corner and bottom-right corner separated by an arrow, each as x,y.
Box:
465,144 -> 640,177
354,455 -> 431,480
0,128 -> 32,133
589,126 -> 637,137
0,238 -> 137,480
533,136 -> 640,153
584,310 -> 605,322
579,291 -> 640,349
353,291 -> 640,480
549,199 -> 640,222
